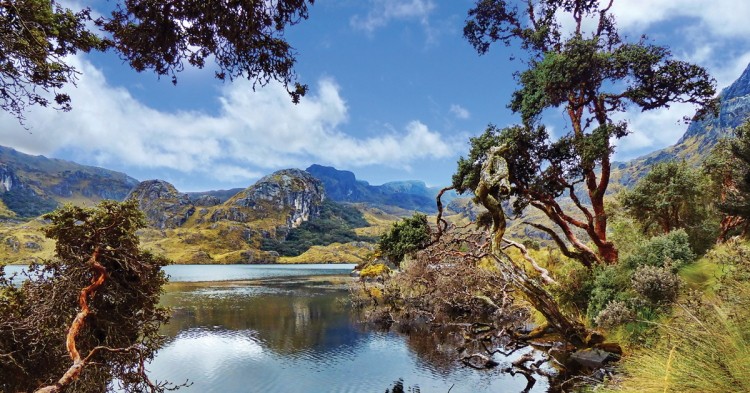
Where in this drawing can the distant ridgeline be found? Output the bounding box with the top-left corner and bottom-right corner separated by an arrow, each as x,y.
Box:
0,146 -> 138,219
612,62 -> 750,187
305,164 -> 456,212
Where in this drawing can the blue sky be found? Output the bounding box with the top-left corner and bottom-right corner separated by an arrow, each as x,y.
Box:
2,0 -> 750,192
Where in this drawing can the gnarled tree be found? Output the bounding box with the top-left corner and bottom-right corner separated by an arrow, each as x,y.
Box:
460,0 -> 717,266
0,200 -> 172,393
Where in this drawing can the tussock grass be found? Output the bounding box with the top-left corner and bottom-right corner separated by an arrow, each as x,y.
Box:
606,240 -> 750,393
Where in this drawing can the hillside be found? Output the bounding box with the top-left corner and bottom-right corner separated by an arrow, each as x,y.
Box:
0,146 -> 139,218
612,62 -> 750,187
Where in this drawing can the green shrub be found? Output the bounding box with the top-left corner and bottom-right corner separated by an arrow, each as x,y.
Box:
377,213 -> 431,266
621,230 -> 695,271
587,264 -> 631,322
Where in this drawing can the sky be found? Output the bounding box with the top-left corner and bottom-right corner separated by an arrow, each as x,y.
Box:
2,0 -> 750,192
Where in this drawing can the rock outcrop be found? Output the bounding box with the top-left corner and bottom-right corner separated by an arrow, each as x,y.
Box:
211,169 -> 325,229
126,180 -> 195,229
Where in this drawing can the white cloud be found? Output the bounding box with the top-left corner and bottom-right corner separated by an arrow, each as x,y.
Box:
613,102 -> 697,160
0,56 -> 456,184
449,104 -> 470,120
350,0 -> 436,38
611,0 -> 750,38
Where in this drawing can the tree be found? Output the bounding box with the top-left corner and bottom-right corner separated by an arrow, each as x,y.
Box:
378,213 -> 431,266
619,161 -> 714,250
458,0 -> 717,266
704,139 -> 749,241
715,120 -> 750,227
0,200 -> 172,393
1,0 -> 313,122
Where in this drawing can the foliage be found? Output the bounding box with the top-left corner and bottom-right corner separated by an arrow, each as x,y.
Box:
0,200 -> 171,392
587,264 -> 631,322
714,120 -> 750,221
459,0 -> 716,266
377,213 -> 431,266
620,230 -> 695,271
620,160 -> 718,253
260,200 -> 371,257
0,0 -> 105,121
2,0 -> 313,121
603,241 -> 750,393
360,263 -> 390,279
594,300 -> 634,329
631,265 -> 681,306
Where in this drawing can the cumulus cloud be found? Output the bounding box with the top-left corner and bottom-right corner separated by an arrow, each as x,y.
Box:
449,104 -> 470,120
610,0 -> 750,38
350,0 -> 436,37
0,56 -> 456,185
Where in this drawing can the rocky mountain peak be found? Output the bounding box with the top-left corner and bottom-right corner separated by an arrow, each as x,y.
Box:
679,62 -> 750,143
722,62 -> 750,101
126,180 -> 195,229
211,168 -> 325,229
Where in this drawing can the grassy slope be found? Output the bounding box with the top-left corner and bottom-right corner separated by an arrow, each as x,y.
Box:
603,240 -> 750,393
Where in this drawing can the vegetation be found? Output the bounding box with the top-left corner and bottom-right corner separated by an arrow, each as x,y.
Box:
620,161 -> 716,253
261,200 -> 372,257
458,0 -> 716,266
0,187 -> 58,219
604,241 -> 750,393
1,0 -> 313,121
0,200 -> 171,392
376,213 -> 431,266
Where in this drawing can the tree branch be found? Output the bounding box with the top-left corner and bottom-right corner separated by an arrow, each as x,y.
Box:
502,238 -> 557,285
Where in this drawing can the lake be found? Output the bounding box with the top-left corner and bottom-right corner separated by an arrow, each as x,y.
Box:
3,264 -> 548,392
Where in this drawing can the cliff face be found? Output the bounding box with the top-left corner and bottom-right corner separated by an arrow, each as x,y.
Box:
211,169 -> 325,228
126,180 -> 195,229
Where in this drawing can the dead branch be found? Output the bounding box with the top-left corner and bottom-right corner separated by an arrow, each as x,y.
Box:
502,238 -> 557,285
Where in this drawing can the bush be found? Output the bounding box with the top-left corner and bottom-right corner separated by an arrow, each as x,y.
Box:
586,265 -> 631,322
631,265 -> 681,306
594,300 -> 635,328
621,230 -> 695,271
378,213 -> 431,266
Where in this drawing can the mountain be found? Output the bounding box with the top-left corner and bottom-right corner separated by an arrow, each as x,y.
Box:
613,63 -> 750,187
305,164 -> 455,213
0,146 -> 139,218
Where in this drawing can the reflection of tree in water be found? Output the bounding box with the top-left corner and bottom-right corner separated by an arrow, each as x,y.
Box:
158,283 -> 362,355
384,378 -> 421,393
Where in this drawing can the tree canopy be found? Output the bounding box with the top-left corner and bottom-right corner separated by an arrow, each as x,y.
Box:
456,0 -> 717,266
378,213 -> 431,266
1,0 -> 313,122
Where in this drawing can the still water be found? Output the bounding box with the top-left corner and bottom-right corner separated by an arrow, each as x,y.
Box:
4,264 -> 547,392
151,264 -> 546,393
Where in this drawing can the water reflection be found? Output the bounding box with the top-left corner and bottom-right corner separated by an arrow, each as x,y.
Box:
148,269 -> 548,393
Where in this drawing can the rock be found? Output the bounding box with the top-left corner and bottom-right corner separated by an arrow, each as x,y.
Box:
192,195 -> 221,207
211,169 -> 325,229
569,348 -> 620,369
126,180 -> 195,229
23,241 -> 41,251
